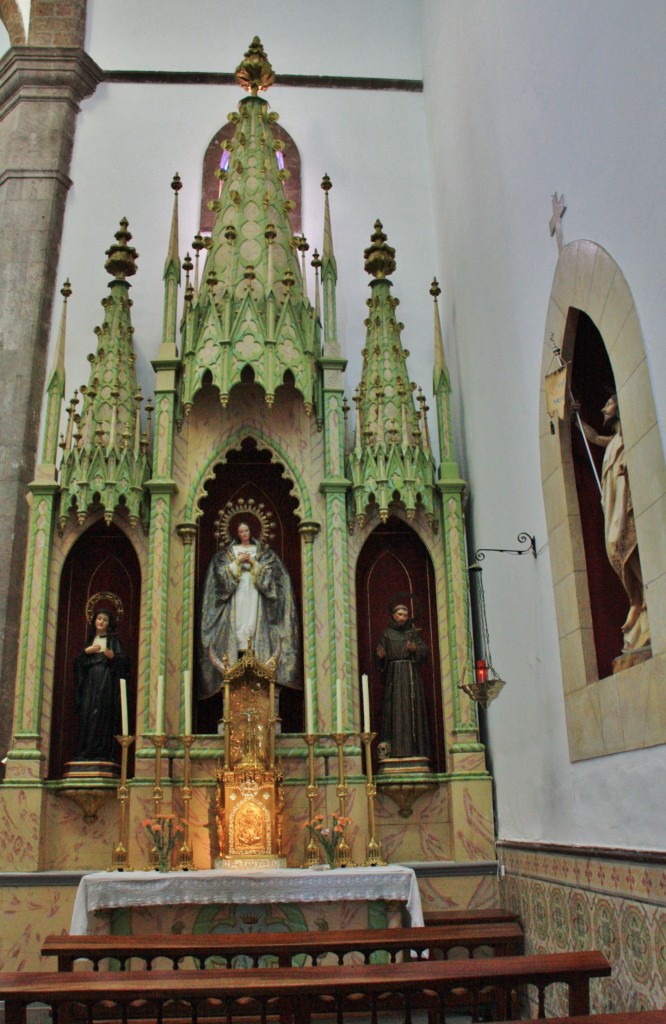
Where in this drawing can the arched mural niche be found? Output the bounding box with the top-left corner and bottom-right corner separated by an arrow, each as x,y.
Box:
540,238 -> 666,760
563,307 -> 642,678
355,516 -> 444,773
49,521 -> 141,779
194,436 -> 304,734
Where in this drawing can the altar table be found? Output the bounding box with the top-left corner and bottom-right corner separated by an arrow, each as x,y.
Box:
70,866 -> 424,936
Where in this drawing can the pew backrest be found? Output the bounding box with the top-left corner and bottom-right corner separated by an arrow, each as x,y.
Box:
42,921 -> 524,970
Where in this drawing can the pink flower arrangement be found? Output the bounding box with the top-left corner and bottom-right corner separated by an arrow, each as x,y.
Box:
303,813 -> 351,867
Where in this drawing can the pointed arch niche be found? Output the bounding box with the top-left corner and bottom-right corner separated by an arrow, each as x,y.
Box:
540,240 -> 666,761
200,121 -> 302,235
355,517 -> 445,773
49,522 -> 141,779
194,437 -> 303,734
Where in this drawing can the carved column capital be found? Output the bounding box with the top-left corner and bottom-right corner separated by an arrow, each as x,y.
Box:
176,522 -> 198,546
298,520 -> 321,544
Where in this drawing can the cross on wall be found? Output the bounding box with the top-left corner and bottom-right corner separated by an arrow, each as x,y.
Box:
549,192 -> 567,252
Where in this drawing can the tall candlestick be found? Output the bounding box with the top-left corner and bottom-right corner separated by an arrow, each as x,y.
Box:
361,674 -> 370,732
119,678 -> 129,736
156,674 -> 165,734
183,670 -> 192,736
305,676 -> 314,735
336,680 -> 344,734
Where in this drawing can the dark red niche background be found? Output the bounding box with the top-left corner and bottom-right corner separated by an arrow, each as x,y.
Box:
568,308 -> 629,678
355,517 -> 445,773
50,521 -> 140,779
200,121 -> 302,235
195,437 -> 303,733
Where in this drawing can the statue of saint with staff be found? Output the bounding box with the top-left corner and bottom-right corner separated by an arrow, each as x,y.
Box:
574,394 -> 650,653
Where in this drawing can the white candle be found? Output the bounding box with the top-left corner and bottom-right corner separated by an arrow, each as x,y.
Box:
183,670 -> 192,736
305,676 -> 314,735
361,674 -> 371,732
119,678 -> 129,736
336,680 -> 344,734
156,674 -> 165,734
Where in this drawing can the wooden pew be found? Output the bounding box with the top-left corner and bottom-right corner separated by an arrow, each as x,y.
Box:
423,908 -> 522,927
1,950 -> 611,1023
493,1015 -> 666,1024
42,921 -> 524,970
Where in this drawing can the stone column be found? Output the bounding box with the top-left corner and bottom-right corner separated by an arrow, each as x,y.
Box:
0,45 -> 102,756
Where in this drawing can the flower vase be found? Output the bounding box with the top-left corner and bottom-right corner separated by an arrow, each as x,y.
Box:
157,850 -> 172,873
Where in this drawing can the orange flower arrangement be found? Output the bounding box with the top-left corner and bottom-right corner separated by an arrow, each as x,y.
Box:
303,813 -> 351,867
142,814 -> 184,871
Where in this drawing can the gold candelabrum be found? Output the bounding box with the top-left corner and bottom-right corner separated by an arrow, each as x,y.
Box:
333,732 -> 354,867
146,732 -> 166,870
109,734 -> 134,871
176,734 -> 195,870
302,733 -> 320,867
360,730 -> 385,865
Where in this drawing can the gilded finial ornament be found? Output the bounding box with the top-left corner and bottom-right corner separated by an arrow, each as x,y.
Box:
61,278 -> 72,300
430,277 -> 441,299
235,37 -> 275,95
364,220 -> 396,280
171,172 -> 182,193
104,219 -> 138,281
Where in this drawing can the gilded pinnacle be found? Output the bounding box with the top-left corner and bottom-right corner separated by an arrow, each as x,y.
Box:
61,278 -> 72,300
104,219 -> 138,280
171,172 -> 182,193
363,220 -> 396,280
235,36 -> 275,95
321,173 -> 332,193
430,277 -> 441,299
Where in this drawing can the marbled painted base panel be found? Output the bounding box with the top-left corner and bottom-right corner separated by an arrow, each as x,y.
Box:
499,841 -> 666,1014
0,884 -> 77,972
420,872 -> 499,915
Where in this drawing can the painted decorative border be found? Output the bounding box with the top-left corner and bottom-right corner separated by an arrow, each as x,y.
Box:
499,840 -> 666,1013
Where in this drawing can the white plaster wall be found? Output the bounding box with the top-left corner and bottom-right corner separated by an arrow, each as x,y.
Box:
50,0 -> 435,427
86,0 -> 422,79
422,0 -> 666,850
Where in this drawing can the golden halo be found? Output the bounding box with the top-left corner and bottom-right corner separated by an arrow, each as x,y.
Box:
86,591 -> 124,625
214,498 -> 276,548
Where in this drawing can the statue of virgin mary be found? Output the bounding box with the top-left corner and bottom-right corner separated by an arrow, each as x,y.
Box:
199,516 -> 301,697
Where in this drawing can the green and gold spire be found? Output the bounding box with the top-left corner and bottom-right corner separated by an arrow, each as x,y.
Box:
179,38 -> 319,413
348,222 -> 437,527
40,279 -> 71,470
58,220 -> 153,531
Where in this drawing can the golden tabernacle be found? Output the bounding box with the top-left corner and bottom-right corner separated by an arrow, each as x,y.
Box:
215,642 -> 285,869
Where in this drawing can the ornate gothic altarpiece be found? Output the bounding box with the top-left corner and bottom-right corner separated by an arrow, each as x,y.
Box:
0,41 -> 494,907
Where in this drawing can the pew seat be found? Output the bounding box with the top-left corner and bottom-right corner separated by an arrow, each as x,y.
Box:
1,950 -> 611,1023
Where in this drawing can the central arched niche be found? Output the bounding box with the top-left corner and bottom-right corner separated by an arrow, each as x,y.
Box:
195,437 -> 303,733
355,517 -> 444,773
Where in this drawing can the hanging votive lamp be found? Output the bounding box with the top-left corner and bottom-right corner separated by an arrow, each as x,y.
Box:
459,564 -> 506,709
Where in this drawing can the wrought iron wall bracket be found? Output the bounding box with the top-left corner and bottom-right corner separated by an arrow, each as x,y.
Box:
474,532 -> 536,561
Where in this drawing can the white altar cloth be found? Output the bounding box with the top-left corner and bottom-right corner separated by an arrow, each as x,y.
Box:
70,866 -> 424,935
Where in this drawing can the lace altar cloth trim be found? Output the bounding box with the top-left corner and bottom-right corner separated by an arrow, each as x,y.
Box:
71,866 -> 423,934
